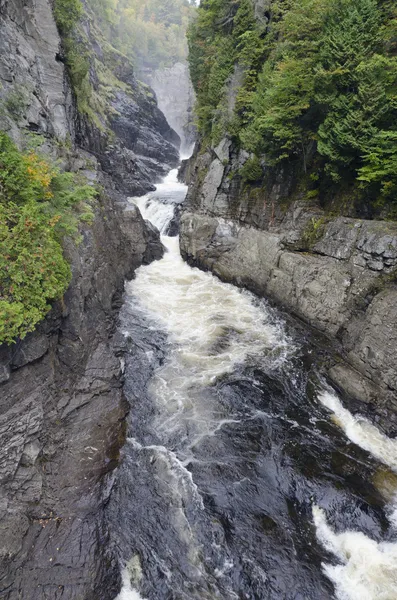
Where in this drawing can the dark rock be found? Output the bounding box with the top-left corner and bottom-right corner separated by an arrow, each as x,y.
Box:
0,176 -> 163,598
165,205 -> 181,237
0,0 -> 169,596
72,11 -> 180,197
11,332 -> 49,369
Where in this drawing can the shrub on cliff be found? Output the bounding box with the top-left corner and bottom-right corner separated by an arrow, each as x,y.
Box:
0,133 -> 96,344
239,156 -> 263,182
53,0 -> 83,35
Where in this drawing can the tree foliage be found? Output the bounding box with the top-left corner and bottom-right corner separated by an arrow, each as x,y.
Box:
53,0 -> 196,123
189,0 -> 397,212
0,134 -> 97,344
87,0 -> 196,69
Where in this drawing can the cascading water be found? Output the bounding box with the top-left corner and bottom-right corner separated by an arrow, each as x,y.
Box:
111,168 -> 397,600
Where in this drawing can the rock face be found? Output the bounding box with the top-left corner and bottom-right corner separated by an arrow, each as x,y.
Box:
71,3 -> 181,197
0,0 -> 74,142
0,1 -> 169,598
143,62 -> 196,156
0,177 -> 163,600
180,140 -> 397,418
0,0 -> 180,196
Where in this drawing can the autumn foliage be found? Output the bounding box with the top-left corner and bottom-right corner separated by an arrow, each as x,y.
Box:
0,133 -> 96,344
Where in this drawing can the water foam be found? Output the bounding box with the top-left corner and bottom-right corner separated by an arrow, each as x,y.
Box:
116,570 -> 146,600
318,391 -> 397,472
313,505 -> 397,600
314,391 -> 397,600
116,168 -> 293,598
128,236 -> 287,386
134,195 -> 175,234
127,171 -> 291,451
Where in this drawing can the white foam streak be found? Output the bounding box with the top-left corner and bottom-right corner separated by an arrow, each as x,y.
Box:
314,391 -> 397,600
116,570 -> 146,600
125,168 -> 291,460
118,168 -> 291,598
313,506 -> 397,600
318,391 -> 397,472
134,195 -> 175,234
128,235 -> 288,395
131,170 -> 186,234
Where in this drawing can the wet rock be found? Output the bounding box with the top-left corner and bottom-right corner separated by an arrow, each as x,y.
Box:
328,363 -> 380,404
164,205 -> 181,237
180,208 -> 397,410
0,182 -> 161,597
111,89 -> 180,166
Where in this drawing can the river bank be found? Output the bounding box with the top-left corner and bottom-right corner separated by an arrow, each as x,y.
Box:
179,141 -> 397,428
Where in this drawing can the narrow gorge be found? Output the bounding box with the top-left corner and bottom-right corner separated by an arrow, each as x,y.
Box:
1,1 -> 397,600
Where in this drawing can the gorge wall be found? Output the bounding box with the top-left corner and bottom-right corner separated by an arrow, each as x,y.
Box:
0,1 -> 177,597
143,62 -> 196,156
180,0 -> 397,422
180,141 -> 397,425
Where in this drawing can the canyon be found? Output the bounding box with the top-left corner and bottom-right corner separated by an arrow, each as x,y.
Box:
0,0 -> 397,599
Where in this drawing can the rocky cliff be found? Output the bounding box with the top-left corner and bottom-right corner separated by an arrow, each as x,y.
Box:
71,0 -> 181,195
0,0 -> 174,597
180,140 -> 397,424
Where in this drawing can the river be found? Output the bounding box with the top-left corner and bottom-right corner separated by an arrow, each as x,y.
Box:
109,169 -> 397,600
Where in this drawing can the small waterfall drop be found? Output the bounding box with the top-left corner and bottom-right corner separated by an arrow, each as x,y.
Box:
312,391 -> 397,600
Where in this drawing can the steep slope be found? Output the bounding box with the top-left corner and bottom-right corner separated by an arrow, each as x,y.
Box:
125,0 -> 197,154
144,62 -> 196,155
0,1 -> 175,598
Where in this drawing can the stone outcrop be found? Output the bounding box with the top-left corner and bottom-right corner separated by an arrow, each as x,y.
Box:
0,0 -> 180,196
71,2 -> 180,196
180,140 -> 397,419
0,0 -> 74,142
0,170 -> 163,599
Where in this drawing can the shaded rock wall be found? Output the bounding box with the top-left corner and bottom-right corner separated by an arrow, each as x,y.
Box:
0,0 -> 169,598
0,173 -> 163,600
180,140 -> 397,419
71,0 -> 180,196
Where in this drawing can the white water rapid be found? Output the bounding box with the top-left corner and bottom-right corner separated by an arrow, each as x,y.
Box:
116,169 -> 291,599
314,391 -> 397,600
127,170 -> 291,463
116,168 -> 397,600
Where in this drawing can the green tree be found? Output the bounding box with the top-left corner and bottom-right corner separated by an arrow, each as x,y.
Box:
189,0 -> 397,212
